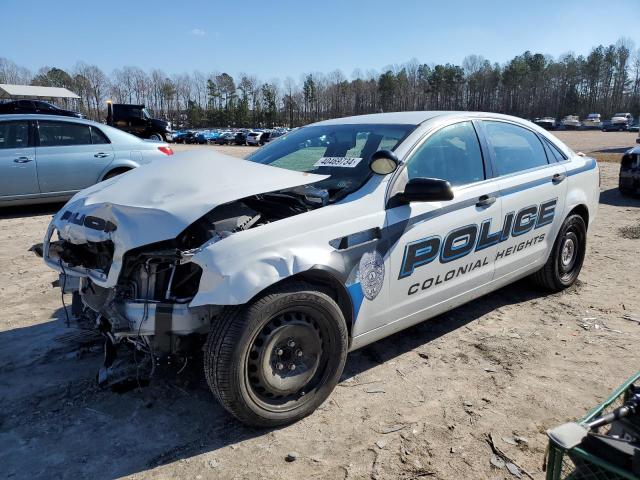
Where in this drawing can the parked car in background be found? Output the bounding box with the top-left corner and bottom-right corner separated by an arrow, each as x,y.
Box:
610,112 -> 633,130
619,146 -> 640,196
268,129 -> 286,142
172,130 -> 190,143
560,115 -> 581,130
258,130 -> 271,145
534,117 -> 556,130
106,103 -> 173,142
582,113 -> 602,129
181,131 -> 198,144
0,99 -> 83,118
195,131 -> 219,144
234,131 -> 248,145
246,131 -> 263,145
214,132 -> 236,145
601,120 -> 620,132
0,114 -> 173,206
627,121 -> 639,133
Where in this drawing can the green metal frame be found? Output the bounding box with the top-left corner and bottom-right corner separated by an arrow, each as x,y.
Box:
546,371 -> 640,480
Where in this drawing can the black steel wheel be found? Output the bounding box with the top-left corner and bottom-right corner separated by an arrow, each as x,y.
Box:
531,213 -> 587,291
204,281 -> 348,427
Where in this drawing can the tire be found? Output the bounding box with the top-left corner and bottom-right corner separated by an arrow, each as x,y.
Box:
531,213 -> 587,292
149,132 -> 164,141
204,281 -> 348,427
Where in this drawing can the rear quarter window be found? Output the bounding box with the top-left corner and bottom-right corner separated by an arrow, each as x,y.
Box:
90,126 -> 110,144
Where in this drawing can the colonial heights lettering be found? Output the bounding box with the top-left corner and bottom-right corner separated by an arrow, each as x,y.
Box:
406,233 -> 546,295
399,198 -> 557,289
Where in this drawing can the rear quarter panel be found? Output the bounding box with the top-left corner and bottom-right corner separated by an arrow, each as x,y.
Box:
565,155 -> 599,229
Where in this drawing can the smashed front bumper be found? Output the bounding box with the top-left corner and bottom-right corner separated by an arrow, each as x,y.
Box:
43,224 -> 112,284
41,225 -> 216,350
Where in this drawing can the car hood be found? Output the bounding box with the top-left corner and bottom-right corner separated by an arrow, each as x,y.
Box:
150,118 -> 170,129
50,150 -> 328,251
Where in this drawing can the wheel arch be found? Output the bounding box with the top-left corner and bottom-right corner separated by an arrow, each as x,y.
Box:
98,159 -> 139,181
541,202 -> 590,266
100,166 -> 132,181
567,203 -> 589,229
250,267 -> 355,344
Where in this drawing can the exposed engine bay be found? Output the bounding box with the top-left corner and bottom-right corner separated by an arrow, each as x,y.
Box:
37,184 -> 331,382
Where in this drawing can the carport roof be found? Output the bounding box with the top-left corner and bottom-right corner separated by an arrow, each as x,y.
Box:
0,84 -> 80,99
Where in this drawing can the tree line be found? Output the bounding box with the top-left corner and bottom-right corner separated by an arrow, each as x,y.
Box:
1,38 -> 639,128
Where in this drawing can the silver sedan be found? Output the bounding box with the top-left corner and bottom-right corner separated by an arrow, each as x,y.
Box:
0,114 -> 174,206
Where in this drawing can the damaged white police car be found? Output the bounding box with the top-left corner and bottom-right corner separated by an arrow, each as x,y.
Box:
40,111 -> 599,426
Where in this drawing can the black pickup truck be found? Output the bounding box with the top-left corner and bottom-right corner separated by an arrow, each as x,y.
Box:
106,103 -> 173,141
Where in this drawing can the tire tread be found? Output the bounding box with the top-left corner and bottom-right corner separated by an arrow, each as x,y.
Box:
204,280 -> 347,427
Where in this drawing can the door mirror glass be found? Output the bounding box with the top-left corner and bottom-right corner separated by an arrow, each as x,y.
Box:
398,177 -> 454,203
369,149 -> 399,175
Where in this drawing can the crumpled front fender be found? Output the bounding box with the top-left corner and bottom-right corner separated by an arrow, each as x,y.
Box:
189,244 -> 334,306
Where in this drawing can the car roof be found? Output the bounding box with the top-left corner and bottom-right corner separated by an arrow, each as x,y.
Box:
312,111 -> 533,126
0,113 -> 151,145
0,113 -> 98,125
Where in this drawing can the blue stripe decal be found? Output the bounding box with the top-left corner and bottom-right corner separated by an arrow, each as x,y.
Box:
566,158 -> 597,176
387,158 -> 596,231
347,282 -> 364,320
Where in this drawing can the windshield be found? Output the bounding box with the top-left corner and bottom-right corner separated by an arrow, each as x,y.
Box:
142,107 -> 153,119
246,123 -> 414,199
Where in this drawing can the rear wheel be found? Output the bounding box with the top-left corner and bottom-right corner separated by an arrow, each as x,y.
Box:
531,214 -> 587,291
204,281 -> 348,427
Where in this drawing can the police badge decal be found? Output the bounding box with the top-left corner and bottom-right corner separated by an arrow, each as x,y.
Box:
359,250 -> 385,300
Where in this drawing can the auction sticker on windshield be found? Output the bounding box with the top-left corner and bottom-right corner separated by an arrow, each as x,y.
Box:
314,157 -> 363,168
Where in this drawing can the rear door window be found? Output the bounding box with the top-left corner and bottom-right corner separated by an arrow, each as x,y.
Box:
483,121 -> 549,176
0,121 -> 30,149
17,100 -> 34,110
36,102 -> 57,111
38,121 -> 92,146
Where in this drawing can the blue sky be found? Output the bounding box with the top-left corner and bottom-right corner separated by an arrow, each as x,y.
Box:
1,0 -> 638,80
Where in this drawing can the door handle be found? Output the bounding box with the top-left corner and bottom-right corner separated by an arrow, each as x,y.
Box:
94,152 -> 111,158
552,173 -> 566,184
13,156 -> 33,163
476,195 -> 496,208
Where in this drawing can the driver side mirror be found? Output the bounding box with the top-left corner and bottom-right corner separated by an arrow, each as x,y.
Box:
396,177 -> 454,203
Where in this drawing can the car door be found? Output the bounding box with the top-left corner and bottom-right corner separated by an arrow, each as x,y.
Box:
379,120 -> 502,332
123,106 -> 147,136
481,120 -> 568,281
35,120 -> 114,194
0,119 -> 39,199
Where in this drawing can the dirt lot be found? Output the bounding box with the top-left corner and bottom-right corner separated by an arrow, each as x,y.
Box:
1,131 -> 639,480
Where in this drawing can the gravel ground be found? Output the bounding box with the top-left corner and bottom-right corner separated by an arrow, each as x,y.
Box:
0,131 -> 639,479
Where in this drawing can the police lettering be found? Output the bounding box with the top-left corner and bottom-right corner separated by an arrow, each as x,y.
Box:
399,199 -> 556,279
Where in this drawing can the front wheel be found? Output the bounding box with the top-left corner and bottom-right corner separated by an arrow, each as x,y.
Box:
531,213 -> 587,291
204,281 -> 348,427
149,132 -> 164,141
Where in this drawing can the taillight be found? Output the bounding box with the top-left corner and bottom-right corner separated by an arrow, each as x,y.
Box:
158,146 -> 174,156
